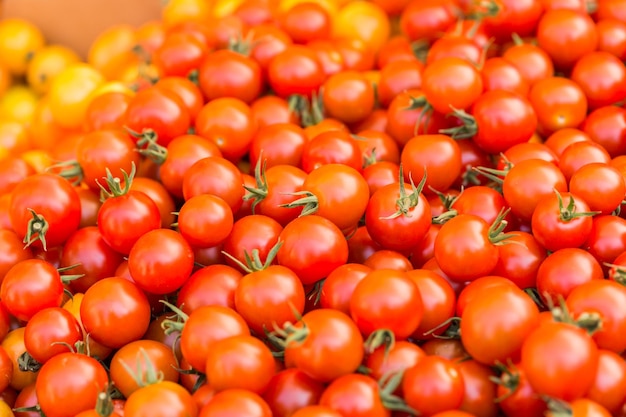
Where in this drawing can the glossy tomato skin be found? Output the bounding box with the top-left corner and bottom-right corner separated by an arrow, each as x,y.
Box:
521,321 -> 599,401
262,368 -> 325,417
0,229 -> 33,283
408,269 -> 457,340
422,57 -> 484,115
318,374 -> 390,417
125,380 -> 198,417
284,309 -> 364,383
97,190 -> 161,256
365,181 -> 431,252
35,352 -> 109,417
491,231 -> 547,290
267,45 -> 326,98
460,285 -> 540,366
199,388 -> 271,417
277,215 -> 349,285
586,349 -> 626,415
9,173 -> 81,250
0,259 -> 64,321
178,194 -> 234,248
128,229 -> 194,295
80,277 -> 151,349
197,49 -> 263,104
23,307 -> 82,364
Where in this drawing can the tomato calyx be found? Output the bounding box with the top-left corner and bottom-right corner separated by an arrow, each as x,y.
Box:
119,347 -> 166,388
243,156 -> 269,213
488,208 -> 516,245
378,370 -> 418,415
288,92 -> 324,127
46,159 -> 84,186
439,108 -> 477,139
547,296 -> 602,336
364,329 -> 396,357
403,94 -> 434,136
18,350 -> 42,372
91,388 -> 117,417
160,301 -> 189,335
223,241 -> 283,274
490,361 -> 521,403
423,316 -> 462,339
266,320 -> 310,358
605,262 -> 626,285
466,0 -> 501,20
23,208 -> 50,250
128,127 -> 168,164
13,404 -> 44,416
543,397 -> 574,417
554,190 -> 600,222
380,165 -> 428,220
281,191 -> 320,217
97,162 -> 136,201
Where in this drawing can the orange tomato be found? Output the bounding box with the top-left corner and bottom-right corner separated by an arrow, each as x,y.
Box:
26,45 -> 81,94
0,64 -> 11,97
0,18 -> 45,75
1,327 -> 38,391
162,0 -> 214,30
87,24 -> 139,81
332,2 -> 391,54
0,121 -> 31,155
0,85 -> 38,124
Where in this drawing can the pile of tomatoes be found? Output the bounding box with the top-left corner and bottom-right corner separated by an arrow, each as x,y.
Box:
2,0 -> 626,416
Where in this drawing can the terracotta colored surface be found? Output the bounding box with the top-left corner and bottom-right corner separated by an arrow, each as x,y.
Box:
0,0 -> 162,58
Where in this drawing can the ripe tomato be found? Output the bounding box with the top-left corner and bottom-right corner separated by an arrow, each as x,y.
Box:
301,130 -> 363,173
23,307 -> 82,364
0,229 -> 33,284
596,19 -> 626,60
205,334 -> 276,394
249,123 -> 307,170
581,105 -> 626,158
319,263 -> 371,315
407,269 -> 457,340
536,9 -> 598,69
155,76 -> 204,122
350,269 -> 423,339
571,51 -> 626,109
267,45 -> 326,98
536,247 -> 603,306
461,285 -> 540,365
401,134 -> 462,193
318,373 -> 391,417
199,389 -> 271,417
559,140 -> 612,181
36,352 -> 109,417
586,349 -> 626,415
278,1 -> 331,43
61,226 -> 122,292
153,32 -> 208,78
198,49 -> 263,104
333,1 -> 390,54
80,277 -> 151,349
125,380 -> 198,417
481,57 -> 529,97
400,0 -> 460,43
585,215 -> 626,266
263,369 -> 325,417
10,173 -> 81,250
125,86 -> 191,147
0,18 -> 45,75
521,321 -> 599,401
284,309 -> 364,383
234,263 -> 305,335
26,45 -> 81,95
483,0 -> 543,41
502,41 -> 554,87
570,163 -> 625,215
421,57 -> 484,115
456,359 -> 499,417
277,215 -> 349,285
377,60 -> 423,109
128,228 -> 194,294
495,364 -> 547,417
529,76 -> 588,136
110,339 -> 179,399
182,156 -> 245,213
178,195 -> 234,248
403,356 -> 465,416
491,231 -> 547,290
322,71 -> 375,124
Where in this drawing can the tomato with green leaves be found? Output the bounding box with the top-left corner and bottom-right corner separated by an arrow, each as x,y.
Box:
223,214 -> 283,271
365,168 -> 431,252
97,165 -> 161,255
494,364 -> 547,417
282,309 -> 364,383
284,164 -> 369,231
9,173 -> 81,251
531,191 -> 597,252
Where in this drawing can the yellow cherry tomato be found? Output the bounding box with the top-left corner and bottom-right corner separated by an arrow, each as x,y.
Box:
162,0 -> 214,30
88,24 -> 139,81
26,44 -> 81,95
21,149 -> 54,173
212,0 -> 246,17
0,85 -> 38,124
0,398 -> 14,417
1,328 -> 37,391
0,121 -> 32,155
0,18 -> 45,75
333,1 -> 391,54
0,64 -> 11,97
48,63 -> 105,129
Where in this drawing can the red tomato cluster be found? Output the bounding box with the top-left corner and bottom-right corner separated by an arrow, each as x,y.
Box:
2,0 -> 626,416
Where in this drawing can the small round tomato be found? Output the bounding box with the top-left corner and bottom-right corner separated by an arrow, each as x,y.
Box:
182,156 -> 244,213
422,57 -> 484,115
301,130 -> 363,173
559,140 -> 612,181
569,163 -> 625,215
263,369 -> 325,417
277,215 -> 349,286
24,307 -> 83,364
0,18 -> 45,75
152,32 -> 209,78
319,263 -> 371,315
318,373 -> 390,417
401,134 -> 462,193
350,269 -> 423,339
521,321 -> 599,401
536,9 -> 598,70
571,51 -> 626,109
128,229 -> 194,295
581,105 -> 626,158
322,71 -> 375,124
267,45 -> 326,98
249,123 -> 307,170
403,356 -> 465,416
528,76 -> 588,136
198,49 -> 263,104
178,194 -> 234,248
407,269 -> 457,340
125,380 -> 198,417
502,42 -> 554,87
481,57 -> 529,97
80,277 -> 151,349
400,0 -> 460,43
110,339 -> 179,399
491,231 -> 547,290
199,389 -> 271,417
